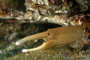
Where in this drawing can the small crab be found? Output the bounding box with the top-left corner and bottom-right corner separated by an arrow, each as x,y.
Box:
15,0 -> 90,53
16,25 -> 90,52
0,0 -> 90,53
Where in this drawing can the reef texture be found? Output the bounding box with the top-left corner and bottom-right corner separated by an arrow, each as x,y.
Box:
0,0 -> 90,60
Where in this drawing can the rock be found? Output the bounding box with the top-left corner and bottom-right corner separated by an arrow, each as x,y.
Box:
7,32 -> 19,41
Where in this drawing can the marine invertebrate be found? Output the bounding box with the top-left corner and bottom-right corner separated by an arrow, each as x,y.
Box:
15,14 -> 90,52
16,26 -> 89,52
0,0 -> 90,53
